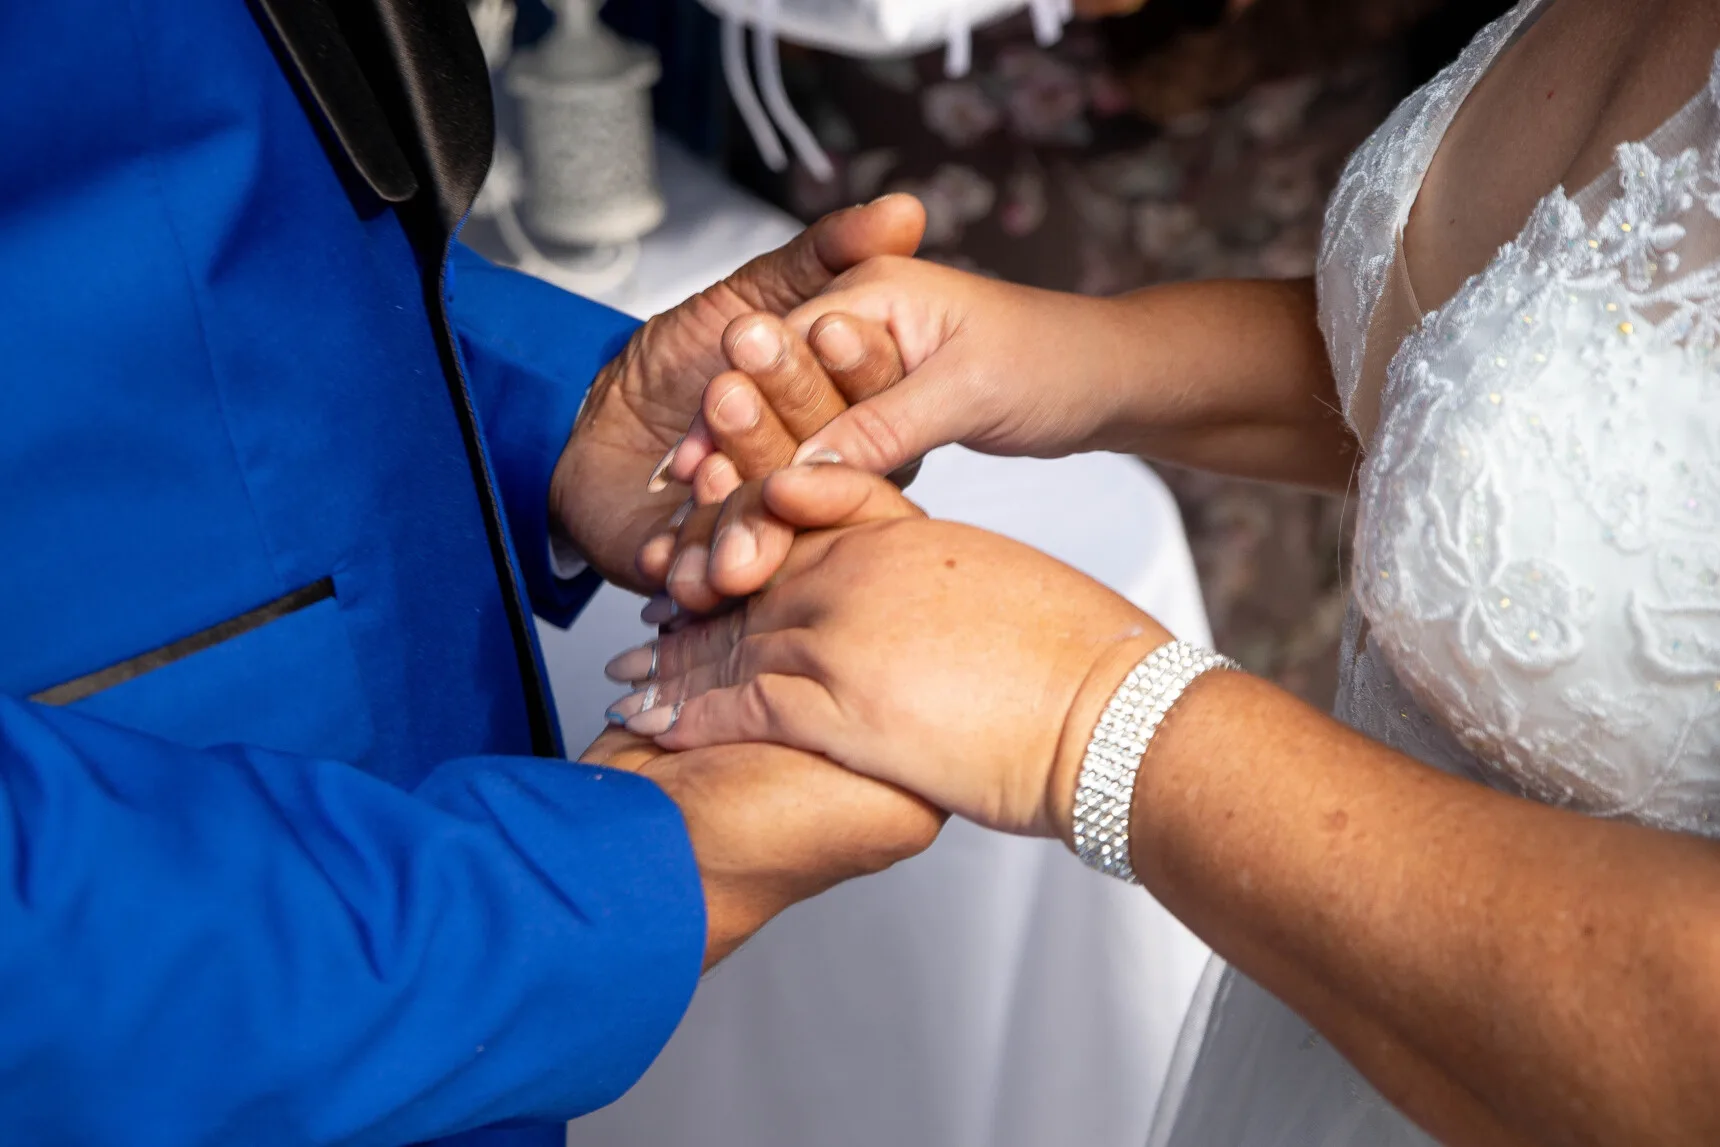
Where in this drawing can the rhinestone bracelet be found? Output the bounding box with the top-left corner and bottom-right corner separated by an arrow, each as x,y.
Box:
1072,640 -> 1240,885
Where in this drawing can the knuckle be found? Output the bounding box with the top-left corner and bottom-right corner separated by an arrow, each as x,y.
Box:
838,402 -> 909,470
772,362 -> 827,413
738,676 -> 778,729
726,630 -> 772,687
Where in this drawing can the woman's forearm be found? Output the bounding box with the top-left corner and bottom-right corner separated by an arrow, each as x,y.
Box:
1085,277 -> 1358,491
1131,671 -> 1720,1145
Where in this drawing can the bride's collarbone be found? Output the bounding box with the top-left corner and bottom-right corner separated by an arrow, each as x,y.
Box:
1403,0 -> 1720,316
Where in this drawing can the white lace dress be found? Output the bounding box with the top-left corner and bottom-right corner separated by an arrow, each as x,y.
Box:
1148,3 -> 1720,1143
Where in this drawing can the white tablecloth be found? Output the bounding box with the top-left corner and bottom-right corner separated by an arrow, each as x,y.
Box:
500,141 -> 1215,1147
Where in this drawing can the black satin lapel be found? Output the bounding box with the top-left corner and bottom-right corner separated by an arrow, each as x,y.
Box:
250,0 -> 419,204
362,0 -> 497,236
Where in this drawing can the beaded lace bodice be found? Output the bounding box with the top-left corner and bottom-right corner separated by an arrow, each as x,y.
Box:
1319,0 -> 1720,835
1152,10 -> 1720,1145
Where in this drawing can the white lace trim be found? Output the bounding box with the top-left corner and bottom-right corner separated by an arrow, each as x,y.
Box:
1315,0 -> 1545,428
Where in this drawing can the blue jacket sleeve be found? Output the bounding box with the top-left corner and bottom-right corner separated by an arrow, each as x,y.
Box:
445,242 -> 640,628
0,696 -> 705,1147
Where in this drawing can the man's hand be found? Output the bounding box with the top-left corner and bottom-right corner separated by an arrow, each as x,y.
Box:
550,196 -> 926,591
580,728 -> 945,969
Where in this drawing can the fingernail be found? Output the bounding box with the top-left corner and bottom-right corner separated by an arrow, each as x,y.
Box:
792,445 -> 845,466
812,319 -> 864,370
604,641 -> 659,684
646,439 -> 684,493
715,524 -> 759,571
731,322 -> 784,373
711,384 -> 760,433
605,684 -> 656,724
641,593 -> 678,625
668,499 -> 694,529
702,455 -> 741,503
627,701 -> 682,737
668,546 -> 709,596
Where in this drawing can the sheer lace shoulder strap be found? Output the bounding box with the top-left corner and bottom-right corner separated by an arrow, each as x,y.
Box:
1314,0 -> 1545,432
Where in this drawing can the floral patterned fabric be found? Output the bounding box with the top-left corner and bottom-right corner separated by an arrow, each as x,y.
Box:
763,10 -> 1430,706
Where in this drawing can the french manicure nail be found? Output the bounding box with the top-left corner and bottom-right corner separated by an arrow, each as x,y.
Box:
605,685 -> 655,724
715,524 -> 758,570
604,641 -> 659,684
793,445 -> 845,466
641,594 -> 677,625
646,439 -> 684,493
627,701 -> 682,737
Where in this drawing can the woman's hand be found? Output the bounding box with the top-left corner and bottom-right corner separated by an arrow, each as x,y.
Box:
660,257 -> 1138,486
665,259 -> 1353,520
603,465 -> 1172,840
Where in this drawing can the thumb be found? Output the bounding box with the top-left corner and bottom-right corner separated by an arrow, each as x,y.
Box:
761,463 -> 926,532
724,195 -> 926,315
787,370 -> 957,476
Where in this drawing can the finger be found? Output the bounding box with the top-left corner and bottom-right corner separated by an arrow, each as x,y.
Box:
700,368 -> 801,479
691,450 -> 744,506
807,312 -> 925,488
634,499 -> 694,587
611,627 -> 819,738
808,313 -> 905,404
627,611 -> 746,687
604,662 -> 729,734
666,503 -> 725,615
681,315 -> 905,489
724,315 -> 850,443
761,464 -> 926,532
603,607 -> 750,686
635,532 -> 676,587
665,417 -> 718,487
788,372 -> 956,476
654,674 -> 844,753
577,727 -> 661,771
726,194 -> 927,315
708,480 -> 796,599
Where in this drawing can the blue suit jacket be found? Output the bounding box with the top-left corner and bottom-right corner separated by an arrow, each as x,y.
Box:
0,2 -> 704,1144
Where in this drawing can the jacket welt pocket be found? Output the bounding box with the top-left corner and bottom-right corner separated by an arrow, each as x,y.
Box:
31,579 -> 336,705
31,577 -> 376,763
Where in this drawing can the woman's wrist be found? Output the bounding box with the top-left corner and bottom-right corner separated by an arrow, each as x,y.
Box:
1047,629 -> 1169,848
1087,278 -> 1352,488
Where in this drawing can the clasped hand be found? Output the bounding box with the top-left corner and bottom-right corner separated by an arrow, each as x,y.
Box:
597,253 -> 1174,845
608,465 -> 1169,842
570,214 -> 1178,966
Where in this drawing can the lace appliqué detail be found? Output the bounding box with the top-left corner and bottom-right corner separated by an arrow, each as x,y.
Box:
1156,19 -> 1720,1147
1349,55 -> 1720,836
1314,3 -> 1540,419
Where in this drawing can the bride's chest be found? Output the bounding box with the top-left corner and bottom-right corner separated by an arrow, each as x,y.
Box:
1317,0 -> 1720,832
1349,193 -> 1720,833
